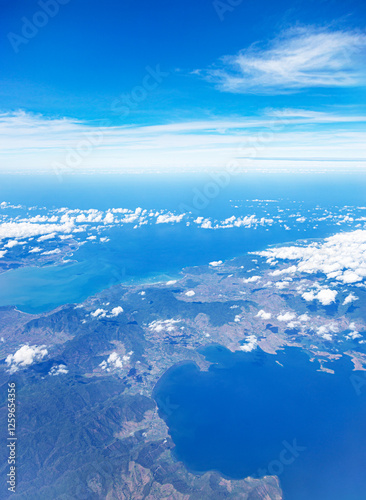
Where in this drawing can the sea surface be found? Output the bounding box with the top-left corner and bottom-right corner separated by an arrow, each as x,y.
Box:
154,346 -> 366,500
1,172 -> 366,313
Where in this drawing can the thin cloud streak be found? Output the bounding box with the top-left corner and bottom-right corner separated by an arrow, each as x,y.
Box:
0,110 -> 365,172
201,26 -> 366,94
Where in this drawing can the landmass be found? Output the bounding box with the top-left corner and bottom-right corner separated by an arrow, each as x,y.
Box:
1,237 -> 366,499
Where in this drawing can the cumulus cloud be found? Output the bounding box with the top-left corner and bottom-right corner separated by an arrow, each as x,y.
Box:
277,312 -> 296,322
0,222 -> 74,241
201,219 -> 212,229
5,345 -> 48,373
156,214 -> 185,224
256,309 -> 272,320
209,260 -> 223,267
256,230 -> 366,285
4,239 -> 26,248
275,281 -> 290,289
185,290 -> 195,297
38,232 -> 56,242
91,308 -> 107,318
99,351 -> 131,372
49,364 -> 68,376
343,293 -> 359,305
239,335 -> 257,352
104,212 -> 114,224
203,27 -> 366,94
110,306 -> 123,317
42,248 -> 61,255
243,275 -> 261,283
345,321 -> 362,339
270,266 -> 297,276
149,319 -> 181,333
29,247 -> 42,253
316,322 -> 339,340
302,288 -> 337,305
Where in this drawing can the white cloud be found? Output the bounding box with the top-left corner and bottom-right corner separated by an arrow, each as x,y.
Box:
5,345 -> 48,373
270,265 -> 297,276
243,275 -> 260,283
29,247 -> 42,253
148,319 -> 181,333
99,351 -> 131,372
42,248 -> 61,255
91,308 -> 107,318
343,293 -> 359,305
275,281 -> 290,289
316,322 -> 339,340
104,212 -> 114,224
38,232 -> 56,242
316,288 -> 338,305
302,288 -> 337,305
156,214 -> 185,224
1,110 -> 366,173
204,27 -> 366,94
256,230 -> 366,285
256,309 -> 272,320
4,239 -> 26,248
166,280 -> 177,285
209,260 -> 223,267
201,219 -> 212,229
185,290 -> 195,297
277,312 -> 296,322
0,221 -> 74,241
49,364 -> 68,376
239,335 -> 257,352
110,306 -> 123,317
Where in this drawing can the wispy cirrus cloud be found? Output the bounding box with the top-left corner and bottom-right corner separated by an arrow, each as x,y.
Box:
0,110 -> 366,172
201,26 -> 366,94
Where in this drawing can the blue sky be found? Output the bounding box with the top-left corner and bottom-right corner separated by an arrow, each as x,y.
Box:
0,0 -> 366,172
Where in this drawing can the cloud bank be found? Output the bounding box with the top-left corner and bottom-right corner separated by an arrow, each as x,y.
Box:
1,109 -> 366,172
256,230 -> 366,285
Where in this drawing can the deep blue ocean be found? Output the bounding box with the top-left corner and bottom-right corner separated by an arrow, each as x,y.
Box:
154,346 -> 366,500
1,172 -> 366,499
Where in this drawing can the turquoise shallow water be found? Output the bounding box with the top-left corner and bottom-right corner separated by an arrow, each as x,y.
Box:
154,346 -> 366,500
